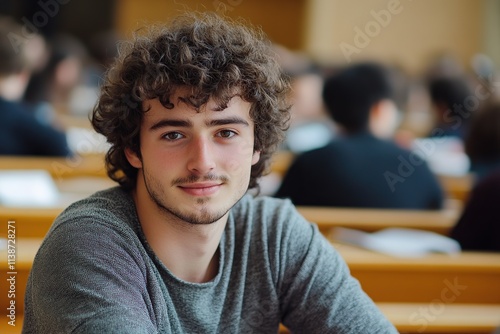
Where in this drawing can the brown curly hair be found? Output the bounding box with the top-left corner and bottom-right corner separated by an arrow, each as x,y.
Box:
92,12 -> 291,190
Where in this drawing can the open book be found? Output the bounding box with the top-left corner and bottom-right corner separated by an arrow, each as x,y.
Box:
331,227 -> 461,257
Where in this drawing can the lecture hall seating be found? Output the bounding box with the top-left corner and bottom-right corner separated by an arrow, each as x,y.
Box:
297,206 -> 460,235
1,238 -> 499,334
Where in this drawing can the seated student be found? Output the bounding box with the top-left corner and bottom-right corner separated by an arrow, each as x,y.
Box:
0,17 -> 71,156
449,168 -> 500,251
427,76 -> 474,140
464,102 -> 500,181
23,13 -> 397,333
276,63 -> 444,209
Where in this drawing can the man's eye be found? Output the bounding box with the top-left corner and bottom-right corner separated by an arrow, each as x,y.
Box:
163,132 -> 184,140
218,130 -> 236,138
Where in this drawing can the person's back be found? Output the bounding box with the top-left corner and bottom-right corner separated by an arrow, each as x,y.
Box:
276,63 -> 444,209
450,168 -> 500,251
464,102 -> 500,181
277,132 -> 443,209
0,17 -> 70,156
427,77 -> 474,140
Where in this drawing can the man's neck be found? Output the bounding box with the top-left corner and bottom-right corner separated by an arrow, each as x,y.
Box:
133,190 -> 226,283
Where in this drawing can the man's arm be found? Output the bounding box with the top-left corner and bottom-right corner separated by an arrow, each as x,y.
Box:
24,220 -> 159,333
276,206 -> 397,333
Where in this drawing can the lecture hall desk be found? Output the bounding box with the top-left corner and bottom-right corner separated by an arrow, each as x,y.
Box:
297,206 -> 460,235
1,204 -> 461,239
0,239 -> 499,333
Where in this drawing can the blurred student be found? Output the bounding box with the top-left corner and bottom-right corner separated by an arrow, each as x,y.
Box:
276,63 -> 444,209
273,45 -> 335,153
449,168 -> 500,251
464,102 -> 500,181
0,17 -> 70,156
24,33 -> 97,119
427,76 -> 474,140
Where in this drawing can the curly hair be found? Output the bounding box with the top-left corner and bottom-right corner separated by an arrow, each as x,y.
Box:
92,12 -> 291,190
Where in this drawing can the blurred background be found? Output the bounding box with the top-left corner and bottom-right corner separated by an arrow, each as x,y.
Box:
1,0 -> 499,194
1,0 -> 498,133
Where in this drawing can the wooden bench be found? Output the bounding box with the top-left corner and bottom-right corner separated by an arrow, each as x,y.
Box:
297,206 -> 460,235
0,238 -> 40,315
438,174 -> 474,204
0,154 -> 107,181
2,239 -> 499,333
334,242 -> 500,304
0,314 -> 23,334
279,303 -> 500,334
0,175 -> 115,239
3,306 -> 499,334
3,238 -> 500,314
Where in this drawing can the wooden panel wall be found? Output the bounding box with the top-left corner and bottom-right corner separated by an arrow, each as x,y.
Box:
115,0 -> 306,50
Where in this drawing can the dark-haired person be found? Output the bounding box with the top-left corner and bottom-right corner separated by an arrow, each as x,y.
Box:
427,76 -> 474,140
23,14 -> 397,333
276,63 -> 444,209
450,168 -> 500,251
0,17 -> 70,156
464,102 -> 500,181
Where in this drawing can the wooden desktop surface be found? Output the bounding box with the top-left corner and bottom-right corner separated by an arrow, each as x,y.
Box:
297,206 -> 459,235
2,238 -> 499,312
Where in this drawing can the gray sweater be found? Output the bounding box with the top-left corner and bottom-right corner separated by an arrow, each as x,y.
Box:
23,187 -> 397,333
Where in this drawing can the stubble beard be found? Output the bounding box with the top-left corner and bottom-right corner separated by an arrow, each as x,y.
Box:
142,168 -> 243,226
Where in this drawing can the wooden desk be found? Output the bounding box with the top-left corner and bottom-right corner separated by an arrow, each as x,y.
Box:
0,238 -> 41,315
3,238 -> 500,316
298,206 -> 460,235
2,239 -> 499,334
0,177 -> 115,238
279,303 -> 500,334
3,307 -> 500,334
0,154 -> 107,180
438,174 -> 474,204
0,207 -> 62,238
334,242 -> 500,304
0,314 -> 23,334
269,150 -> 295,176
378,302 -> 500,334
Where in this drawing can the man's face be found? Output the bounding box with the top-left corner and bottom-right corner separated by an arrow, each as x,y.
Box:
126,89 -> 260,226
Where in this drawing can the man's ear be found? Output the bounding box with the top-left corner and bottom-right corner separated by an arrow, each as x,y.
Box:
125,147 -> 142,168
251,150 -> 261,166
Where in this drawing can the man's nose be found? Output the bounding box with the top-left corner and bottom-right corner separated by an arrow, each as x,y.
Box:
186,136 -> 216,174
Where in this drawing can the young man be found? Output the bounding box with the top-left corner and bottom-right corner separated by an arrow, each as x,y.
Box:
276,63 -> 444,209
23,14 -> 397,333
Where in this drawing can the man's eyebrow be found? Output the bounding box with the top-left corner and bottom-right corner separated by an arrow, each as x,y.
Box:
149,119 -> 193,131
206,117 -> 249,127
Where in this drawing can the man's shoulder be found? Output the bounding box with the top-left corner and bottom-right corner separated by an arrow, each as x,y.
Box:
233,194 -> 294,216
231,194 -> 306,234
52,186 -> 137,233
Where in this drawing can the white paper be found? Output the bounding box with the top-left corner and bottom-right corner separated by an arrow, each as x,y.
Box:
0,170 -> 60,207
333,227 -> 461,257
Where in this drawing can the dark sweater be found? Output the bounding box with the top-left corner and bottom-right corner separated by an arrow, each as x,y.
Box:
450,169 -> 500,251
276,132 -> 444,209
0,97 -> 70,156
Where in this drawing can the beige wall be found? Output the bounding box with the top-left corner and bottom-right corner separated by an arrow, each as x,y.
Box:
115,0 -> 490,76
304,0 -> 485,75
115,0 -> 306,50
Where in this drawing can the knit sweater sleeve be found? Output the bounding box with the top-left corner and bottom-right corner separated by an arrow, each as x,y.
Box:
273,201 -> 397,333
23,216 -> 160,333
